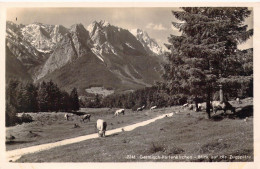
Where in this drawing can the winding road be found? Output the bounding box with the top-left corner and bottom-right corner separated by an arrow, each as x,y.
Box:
6,112 -> 174,162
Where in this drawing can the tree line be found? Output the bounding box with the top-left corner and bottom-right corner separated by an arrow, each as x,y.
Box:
6,79 -> 80,126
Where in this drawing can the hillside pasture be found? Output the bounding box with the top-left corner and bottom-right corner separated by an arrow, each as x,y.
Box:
7,98 -> 253,162
6,107 -> 173,151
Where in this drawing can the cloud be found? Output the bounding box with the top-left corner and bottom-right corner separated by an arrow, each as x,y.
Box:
146,23 -> 167,30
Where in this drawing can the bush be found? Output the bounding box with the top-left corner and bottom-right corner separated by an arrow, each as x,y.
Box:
149,142 -> 165,153
19,113 -> 33,123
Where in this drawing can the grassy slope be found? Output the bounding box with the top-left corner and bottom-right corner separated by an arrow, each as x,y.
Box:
11,98 -> 253,162
6,108 -> 170,151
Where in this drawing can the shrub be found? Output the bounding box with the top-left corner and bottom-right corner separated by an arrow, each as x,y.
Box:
149,142 -> 165,153
19,113 -> 33,124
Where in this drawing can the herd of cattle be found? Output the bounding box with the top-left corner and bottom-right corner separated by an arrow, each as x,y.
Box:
64,98 -> 241,138
183,99 -> 240,114
63,105 -> 159,137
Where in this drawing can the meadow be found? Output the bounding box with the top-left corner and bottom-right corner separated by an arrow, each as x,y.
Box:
6,98 -> 253,162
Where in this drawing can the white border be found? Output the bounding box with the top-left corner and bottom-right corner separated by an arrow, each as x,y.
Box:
0,2 -> 259,169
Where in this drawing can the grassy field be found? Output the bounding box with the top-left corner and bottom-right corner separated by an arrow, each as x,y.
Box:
6,107 -> 173,151
7,98 -> 253,162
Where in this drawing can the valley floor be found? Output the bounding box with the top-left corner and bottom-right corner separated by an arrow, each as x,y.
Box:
6,98 -> 253,162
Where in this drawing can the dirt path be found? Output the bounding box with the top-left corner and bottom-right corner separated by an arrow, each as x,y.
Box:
6,112 -> 174,162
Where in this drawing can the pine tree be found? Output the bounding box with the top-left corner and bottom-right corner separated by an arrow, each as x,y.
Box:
16,83 -> 27,112
70,88 -> 80,111
60,90 -> 71,111
37,81 -> 48,112
164,7 -> 253,118
6,79 -> 20,110
6,101 -> 17,126
25,83 -> 38,112
6,79 -> 20,126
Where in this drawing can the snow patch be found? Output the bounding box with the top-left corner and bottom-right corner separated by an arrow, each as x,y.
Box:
125,43 -> 135,49
100,20 -> 110,27
111,48 -> 118,56
91,48 -> 104,62
87,23 -> 95,34
37,49 -> 52,53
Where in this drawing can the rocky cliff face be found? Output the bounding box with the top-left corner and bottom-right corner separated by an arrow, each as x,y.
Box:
21,22 -> 69,52
37,24 -> 94,80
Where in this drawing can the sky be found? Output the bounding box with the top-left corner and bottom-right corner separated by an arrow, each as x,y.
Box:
6,7 -> 253,50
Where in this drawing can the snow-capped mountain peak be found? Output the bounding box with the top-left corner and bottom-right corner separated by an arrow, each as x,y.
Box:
87,20 -> 110,30
99,20 -> 110,27
130,28 -> 163,56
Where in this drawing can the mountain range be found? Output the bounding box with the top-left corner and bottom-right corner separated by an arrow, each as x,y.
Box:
6,20 -> 165,95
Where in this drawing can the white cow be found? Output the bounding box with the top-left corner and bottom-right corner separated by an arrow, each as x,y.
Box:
198,102 -> 207,110
96,119 -> 107,137
82,114 -> 91,122
166,112 -> 174,117
236,98 -> 242,104
211,101 -> 236,114
182,103 -> 189,108
64,113 -> 69,121
137,107 -> 143,111
150,106 -> 157,110
114,109 -> 125,116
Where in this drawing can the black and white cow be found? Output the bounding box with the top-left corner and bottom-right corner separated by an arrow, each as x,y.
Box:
211,101 -> 236,114
82,114 -> 91,122
115,109 -> 125,116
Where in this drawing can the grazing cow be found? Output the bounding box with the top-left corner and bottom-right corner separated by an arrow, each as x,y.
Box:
137,107 -> 143,111
166,112 -> 174,117
82,114 -> 91,122
198,102 -> 207,110
150,106 -> 157,110
175,111 -> 180,114
182,103 -> 189,108
137,105 -> 145,111
211,101 -> 236,114
64,113 -> 69,121
236,98 -> 242,104
96,119 -> 107,137
114,109 -> 125,116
